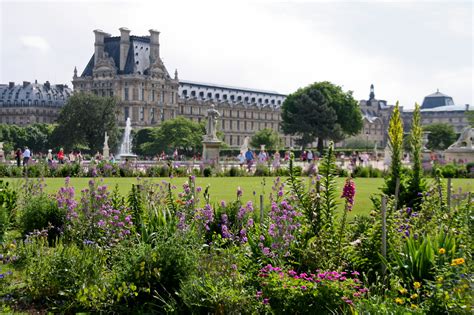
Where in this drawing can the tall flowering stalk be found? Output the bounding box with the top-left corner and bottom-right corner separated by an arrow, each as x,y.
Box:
337,177 -> 356,262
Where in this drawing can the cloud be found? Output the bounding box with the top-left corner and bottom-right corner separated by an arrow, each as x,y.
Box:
19,36 -> 50,53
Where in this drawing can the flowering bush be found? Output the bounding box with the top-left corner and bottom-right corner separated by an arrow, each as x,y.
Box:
257,264 -> 368,313
58,178 -> 133,247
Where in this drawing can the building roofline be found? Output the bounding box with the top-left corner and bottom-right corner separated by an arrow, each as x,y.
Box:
179,80 -> 286,97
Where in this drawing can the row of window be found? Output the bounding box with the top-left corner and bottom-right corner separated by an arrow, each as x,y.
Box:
123,106 -> 165,123
221,120 -> 278,131
123,88 -> 173,103
179,106 -> 279,120
182,90 -> 282,105
0,100 -> 63,107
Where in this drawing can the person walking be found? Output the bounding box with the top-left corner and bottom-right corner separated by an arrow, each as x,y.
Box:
23,146 -> 31,166
46,149 -> 53,166
15,148 -> 22,167
58,148 -> 65,164
245,148 -> 254,172
307,150 -> 313,164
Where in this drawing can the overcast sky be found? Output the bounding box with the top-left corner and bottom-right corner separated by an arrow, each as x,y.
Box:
1,0 -> 472,108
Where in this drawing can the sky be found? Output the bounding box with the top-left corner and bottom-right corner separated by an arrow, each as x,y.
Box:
0,0 -> 472,109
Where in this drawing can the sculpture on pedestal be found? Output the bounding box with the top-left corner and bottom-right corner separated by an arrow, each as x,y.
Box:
202,104 -> 222,164
206,104 -> 220,141
103,132 -> 110,159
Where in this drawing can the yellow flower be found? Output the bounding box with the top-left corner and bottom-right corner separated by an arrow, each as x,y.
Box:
411,304 -> 418,309
438,248 -> 446,254
411,293 -> 418,299
399,288 -> 408,295
413,282 -> 421,289
395,298 -> 404,305
437,276 -> 443,282
451,258 -> 465,266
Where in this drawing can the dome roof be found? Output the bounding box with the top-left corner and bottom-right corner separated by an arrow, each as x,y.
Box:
421,90 -> 454,109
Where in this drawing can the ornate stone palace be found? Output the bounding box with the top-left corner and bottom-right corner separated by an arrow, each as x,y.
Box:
1,27 -> 470,150
72,28 -> 293,148
0,81 -> 72,125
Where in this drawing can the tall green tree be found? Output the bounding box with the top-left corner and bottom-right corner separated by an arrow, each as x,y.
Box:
51,93 -> 119,152
140,117 -> 205,156
407,103 -> 425,209
250,128 -> 281,150
281,81 -> 362,153
132,128 -> 154,156
384,102 -> 404,197
424,123 -> 456,151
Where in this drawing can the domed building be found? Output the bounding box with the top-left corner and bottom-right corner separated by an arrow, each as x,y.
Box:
403,90 -> 470,134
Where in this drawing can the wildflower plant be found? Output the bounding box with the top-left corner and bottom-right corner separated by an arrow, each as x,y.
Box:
257,264 -> 368,313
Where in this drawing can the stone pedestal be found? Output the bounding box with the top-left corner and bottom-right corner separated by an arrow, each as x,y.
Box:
103,145 -> 110,160
444,148 -> 474,164
202,140 -> 222,165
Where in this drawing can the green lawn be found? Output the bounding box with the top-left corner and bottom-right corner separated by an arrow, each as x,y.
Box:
5,177 -> 473,218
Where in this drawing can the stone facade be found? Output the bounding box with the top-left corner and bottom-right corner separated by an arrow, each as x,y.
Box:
342,85 -> 394,148
72,28 -> 180,127
73,28 -> 294,148
0,81 -> 72,125
402,91 -> 471,134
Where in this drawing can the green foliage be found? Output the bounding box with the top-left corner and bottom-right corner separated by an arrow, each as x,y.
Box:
140,117 -> 205,156
424,123 -> 457,151
21,236 -> 106,309
281,81 -> 362,152
51,93 -> 119,152
407,104 -> 426,209
250,128 -> 282,150
131,128 -> 154,156
466,110 -> 474,127
0,181 -> 17,238
0,123 -> 54,154
384,102 -> 404,199
18,193 -> 66,242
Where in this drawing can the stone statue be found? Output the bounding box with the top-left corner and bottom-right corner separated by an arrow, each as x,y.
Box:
240,136 -> 249,154
104,132 -> 109,147
448,126 -> 473,149
103,132 -> 110,159
206,104 -> 220,141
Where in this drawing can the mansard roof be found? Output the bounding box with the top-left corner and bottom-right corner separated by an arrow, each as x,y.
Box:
180,80 -> 286,97
0,81 -> 72,107
81,36 -> 170,78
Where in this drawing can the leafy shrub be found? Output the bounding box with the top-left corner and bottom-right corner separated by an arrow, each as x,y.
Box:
203,167 -> 213,177
18,193 -> 65,242
21,235 -> 105,309
254,164 -> 270,176
0,181 -> 17,241
227,166 -> 246,177
257,264 -> 368,314
146,165 -> 170,177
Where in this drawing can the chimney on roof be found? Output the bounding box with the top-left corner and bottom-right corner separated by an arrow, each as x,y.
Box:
8,82 -> 14,89
466,104 -> 470,111
23,81 -> 30,88
45,81 -> 50,89
149,29 -> 160,65
119,27 -> 131,71
93,29 -> 111,64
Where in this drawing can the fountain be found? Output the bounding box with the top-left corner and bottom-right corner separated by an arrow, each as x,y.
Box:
117,117 -> 137,160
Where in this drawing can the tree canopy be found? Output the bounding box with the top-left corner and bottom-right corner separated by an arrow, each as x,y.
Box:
139,117 -> 205,156
250,128 -> 281,150
281,81 -> 362,152
424,123 -> 457,151
0,123 -> 54,153
51,93 -> 119,153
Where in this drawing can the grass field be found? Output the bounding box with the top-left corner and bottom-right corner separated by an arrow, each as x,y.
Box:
5,177 -> 473,218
